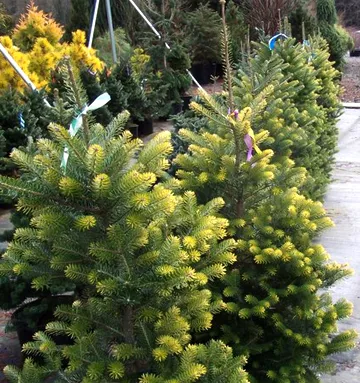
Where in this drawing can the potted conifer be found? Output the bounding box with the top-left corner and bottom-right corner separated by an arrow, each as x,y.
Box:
0,64 -> 249,383
141,40 -> 192,119
186,4 -> 222,85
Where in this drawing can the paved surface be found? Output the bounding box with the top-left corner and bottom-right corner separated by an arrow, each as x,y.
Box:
0,211 -> 20,383
320,108 -> 360,382
0,212 -> 11,252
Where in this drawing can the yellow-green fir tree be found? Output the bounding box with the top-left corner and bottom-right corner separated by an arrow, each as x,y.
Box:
174,8 -> 356,379
235,36 -> 340,201
0,65 -> 248,383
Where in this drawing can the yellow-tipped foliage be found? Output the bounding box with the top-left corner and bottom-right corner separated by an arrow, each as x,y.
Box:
0,4 -> 103,92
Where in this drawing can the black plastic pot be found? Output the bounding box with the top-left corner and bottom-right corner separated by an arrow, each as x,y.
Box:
126,122 -> 139,138
350,49 -> 360,57
181,96 -> 192,111
0,201 -> 15,210
190,63 -> 217,85
172,102 -> 183,116
215,63 -> 224,78
135,118 -> 153,136
12,295 -> 74,363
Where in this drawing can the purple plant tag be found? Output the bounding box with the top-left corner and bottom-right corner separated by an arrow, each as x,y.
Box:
244,134 -> 253,161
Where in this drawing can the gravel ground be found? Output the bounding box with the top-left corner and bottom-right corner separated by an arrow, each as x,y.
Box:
0,311 -> 21,383
341,56 -> 360,102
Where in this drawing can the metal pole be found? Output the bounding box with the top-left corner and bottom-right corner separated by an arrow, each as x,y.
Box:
128,0 -> 162,40
0,43 -> 37,91
126,0 -> 202,89
186,69 -> 202,90
88,0 -> 101,49
0,43 -> 51,106
105,0 -> 118,63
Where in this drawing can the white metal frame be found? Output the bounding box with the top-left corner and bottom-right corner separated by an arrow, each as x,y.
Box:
88,0 -> 118,63
0,0 -> 201,98
0,43 -> 51,106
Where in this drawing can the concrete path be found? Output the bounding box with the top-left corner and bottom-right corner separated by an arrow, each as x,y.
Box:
0,211 -> 20,383
321,108 -> 360,382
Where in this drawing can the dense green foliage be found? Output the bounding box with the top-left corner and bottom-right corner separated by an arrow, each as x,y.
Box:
0,70 -> 249,383
173,36 -> 356,382
185,4 -> 222,65
247,37 -> 341,200
0,2 -> 13,36
289,2 -> 317,41
317,0 -> 353,69
0,3 -> 356,383
226,0 -> 248,63
65,0 -> 91,41
335,24 -> 355,51
0,89 -> 50,175
94,28 -> 133,67
317,0 -> 338,24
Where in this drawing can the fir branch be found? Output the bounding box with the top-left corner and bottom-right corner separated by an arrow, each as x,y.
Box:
220,0 -> 234,110
139,321 -> 153,352
55,306 -> 125,337
64,59 -> 90,147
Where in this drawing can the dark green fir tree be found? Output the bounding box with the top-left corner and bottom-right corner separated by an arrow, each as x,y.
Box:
317,0 -> 352,69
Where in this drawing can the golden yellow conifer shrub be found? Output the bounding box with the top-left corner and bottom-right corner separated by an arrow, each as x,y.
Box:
12,1 -> 63,51
0,2 -> 103,92
0,36 -> 40,90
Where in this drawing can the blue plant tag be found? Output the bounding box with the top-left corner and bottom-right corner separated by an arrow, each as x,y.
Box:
18,113 -> 25,130
269,33 -> 288,50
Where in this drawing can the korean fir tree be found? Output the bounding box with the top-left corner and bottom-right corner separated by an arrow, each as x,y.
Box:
175,84 -> 356,383
239,37 -> 340,200
0,65 -> 249,383
173,3 -> 356,380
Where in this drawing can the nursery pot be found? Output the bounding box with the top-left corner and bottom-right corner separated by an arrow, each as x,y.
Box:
215,63 -> 224,79
11,295 -> 73,363
190,63 -> 217,85
171,102 -> 183,116
0,201 -> 15,210
134,118 -> 153,136
127,122 -> 139,138
181,96 -> 192,111
350,49 -> 360,57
